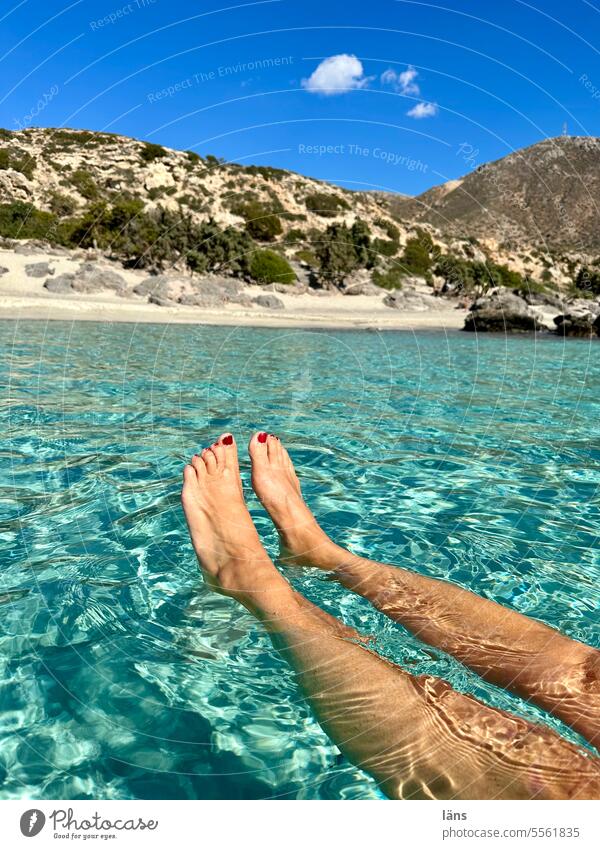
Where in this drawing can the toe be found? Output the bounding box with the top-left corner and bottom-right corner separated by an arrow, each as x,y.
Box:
267,434 -> 281,462
217,432 -> 240,471
182,463 -> 200,507
202,446 -> 218,474
191,454 -> 206,479
210,440 -> 226,469
183,463 -> 199,487
249,431 -> 269,463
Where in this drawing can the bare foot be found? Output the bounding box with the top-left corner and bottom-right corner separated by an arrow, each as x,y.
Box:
248,432 -> 340,568
181,433 -> 296,620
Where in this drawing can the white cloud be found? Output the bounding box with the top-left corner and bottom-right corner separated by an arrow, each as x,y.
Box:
380,65 -> 420,96
398,66 -> 420,95
380,68 -> 398,86
407,101 -> 438,119
302,54 -> 370,95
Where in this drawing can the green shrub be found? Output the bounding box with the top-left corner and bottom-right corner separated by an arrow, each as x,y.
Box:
434,255 -> 539,296
147,185 -> 176,200
249,249 -> 295,284
294,248 -> 318,266
71,169 -> 98,200
374,217 -> 400,241
48,191 -> 77,217
46,129 -> 96,146
372,237 -> 398,258
305,192 -> 350,217
241,164 -> 287,182
0,201 -> 57,240
0,148 -> 35,179
284,228 -> 306,243
493,263 -> 525,289
11,155 -> 36,180
232,200 -> 282,242
186,150 -> 201,165
575,265 -> 600,295
372,266 -> 404,290
140,142 -> 167,163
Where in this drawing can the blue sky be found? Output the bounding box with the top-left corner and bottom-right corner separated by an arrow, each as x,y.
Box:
1,0 -> 600,195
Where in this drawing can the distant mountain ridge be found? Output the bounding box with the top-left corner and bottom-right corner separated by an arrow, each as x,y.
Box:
392,136 -> 600,253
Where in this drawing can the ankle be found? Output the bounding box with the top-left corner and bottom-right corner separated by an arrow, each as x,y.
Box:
281,533 -> 346,570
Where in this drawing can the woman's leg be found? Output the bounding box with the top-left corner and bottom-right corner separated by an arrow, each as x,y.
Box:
180,434 -> 600,799
248,433 -> 600,747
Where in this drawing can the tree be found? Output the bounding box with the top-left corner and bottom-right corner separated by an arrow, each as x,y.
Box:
315,223 -> 360,283
401,231 -> 434,277
186,218 -> 254,275
350,220 -> 372,267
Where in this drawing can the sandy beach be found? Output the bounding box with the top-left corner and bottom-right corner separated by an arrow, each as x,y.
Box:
0,247 -> 467,330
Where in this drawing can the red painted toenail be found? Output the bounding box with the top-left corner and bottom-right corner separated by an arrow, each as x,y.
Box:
223,435 -> 233,445
257,432 -> 267,443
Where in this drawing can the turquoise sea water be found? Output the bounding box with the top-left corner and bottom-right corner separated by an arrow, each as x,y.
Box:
1,319 -> 599,800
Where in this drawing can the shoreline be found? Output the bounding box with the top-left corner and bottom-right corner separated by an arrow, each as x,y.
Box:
0,293 -> 468,331
0,246 -> 468,331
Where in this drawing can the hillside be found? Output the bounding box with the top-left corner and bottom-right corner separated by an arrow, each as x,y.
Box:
0,127 -> 596,295
391,136 -> 600,254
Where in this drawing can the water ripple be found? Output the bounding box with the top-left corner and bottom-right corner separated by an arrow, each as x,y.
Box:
1,322 -> 598,799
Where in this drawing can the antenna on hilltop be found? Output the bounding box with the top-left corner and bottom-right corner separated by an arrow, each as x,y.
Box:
562,121 -> 568,136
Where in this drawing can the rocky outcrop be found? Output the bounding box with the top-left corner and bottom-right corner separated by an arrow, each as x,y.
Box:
44,263 -> 127,295
134,274 -> 248,307
383,287 -> 442,312
554,310 -> 599,337
463,288 -> 546,332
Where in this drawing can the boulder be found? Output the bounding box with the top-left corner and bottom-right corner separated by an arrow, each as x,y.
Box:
252,294 -> 284,310
554,311 -> 597,337
263,280 -> 308,295
25,262 -> 54,278
133,276 -> 175,299
383,288 -> 441,311
44,274 -> 75,294
178,292 -> 222,308
13,243 -> 43,256
71,263 -> 127,293
227,293 -> 255,307
148,295 -> 175,307
339,270 -> 371,295
463,288 -> 544,332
